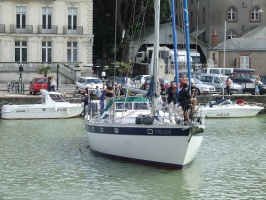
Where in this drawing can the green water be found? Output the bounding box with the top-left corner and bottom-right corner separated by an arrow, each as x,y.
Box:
0,116 -> 265,199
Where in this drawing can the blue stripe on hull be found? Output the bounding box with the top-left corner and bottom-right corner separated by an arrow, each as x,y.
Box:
86,124 -> 192,136
90,148 -> 193,170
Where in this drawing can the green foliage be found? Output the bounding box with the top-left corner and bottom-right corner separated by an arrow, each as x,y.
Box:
103,62 -> 133,78
38,65 -> 51,77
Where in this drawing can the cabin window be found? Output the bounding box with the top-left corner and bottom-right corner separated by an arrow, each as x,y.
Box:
49,94 -> 66,102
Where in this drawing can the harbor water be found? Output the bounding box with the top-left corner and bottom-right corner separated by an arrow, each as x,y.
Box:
0,116 -> 265,199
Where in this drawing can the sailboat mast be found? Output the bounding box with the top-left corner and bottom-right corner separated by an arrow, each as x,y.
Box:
222,21 -> 227,98
183,0 -> 192,89
171,0 -> 179,85
151,0 -> 160,112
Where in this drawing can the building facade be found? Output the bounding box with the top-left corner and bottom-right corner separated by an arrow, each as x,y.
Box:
175,0 -> 266,74
0,0 -> 93,83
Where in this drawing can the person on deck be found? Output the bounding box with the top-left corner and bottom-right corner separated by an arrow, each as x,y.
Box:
167,81 -> 178,123
178,83 -> 197,125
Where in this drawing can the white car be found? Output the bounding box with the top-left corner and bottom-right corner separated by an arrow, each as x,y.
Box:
132,75 -> 150,85
192,78 -> 216,95
76,77 -> 103,94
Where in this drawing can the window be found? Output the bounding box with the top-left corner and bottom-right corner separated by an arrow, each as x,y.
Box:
251,7 -> 259,21
240,56 -> 249,69
227,7 -> 237,21
67,42 -> 77,62
214,77 -> 222,84
42,41 -> 52,62
42,7 -> 52,29
16,6 -> 26,28
15,41 -> 27,62
227,30 -> 236,39
68,8 -> 77,30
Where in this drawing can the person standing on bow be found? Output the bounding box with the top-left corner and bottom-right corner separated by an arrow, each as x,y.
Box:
167,81 -> 178,123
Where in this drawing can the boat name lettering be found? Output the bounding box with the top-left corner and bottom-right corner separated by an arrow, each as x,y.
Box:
57,108 -> 67,111
154,130 -> 172,135
216,113 -> 229,117
16,110 -> 26,112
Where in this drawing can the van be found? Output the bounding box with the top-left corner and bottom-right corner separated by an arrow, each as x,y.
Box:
200,74 -> 242,94
202,68 -> 234,76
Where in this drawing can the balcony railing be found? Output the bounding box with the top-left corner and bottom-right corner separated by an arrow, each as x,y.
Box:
10,25 -> 33,34
38,25 -> 58,34
63,26 -> 83,35
0,24 -> 5,33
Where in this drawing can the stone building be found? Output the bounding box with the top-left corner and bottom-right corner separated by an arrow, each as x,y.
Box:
0,0 -> 93,83
176,0 -> 266,74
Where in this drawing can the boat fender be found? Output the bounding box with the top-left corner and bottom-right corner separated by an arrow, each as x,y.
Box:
55,104 -> 57,111
66,108 -> 69,115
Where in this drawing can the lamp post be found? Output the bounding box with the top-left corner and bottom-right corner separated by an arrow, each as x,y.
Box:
56,64 -> 59,90
18,64 -> 23,93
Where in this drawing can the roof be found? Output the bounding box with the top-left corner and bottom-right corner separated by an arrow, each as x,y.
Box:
212,38 -> 266,51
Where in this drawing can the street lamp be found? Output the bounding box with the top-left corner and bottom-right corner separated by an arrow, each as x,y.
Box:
18,64 -> 23,93
96,66 -> 100,78
56,64 -> 59,90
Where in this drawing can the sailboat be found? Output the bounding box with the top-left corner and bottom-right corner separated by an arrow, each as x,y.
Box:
85,0 -> 205,169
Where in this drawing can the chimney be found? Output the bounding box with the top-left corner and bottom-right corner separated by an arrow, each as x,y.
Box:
212,30 -> 218,48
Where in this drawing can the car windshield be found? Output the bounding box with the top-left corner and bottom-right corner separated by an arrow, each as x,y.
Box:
86,79 -> 101,84
193,79 -> 202,84
36,78 -> 48,83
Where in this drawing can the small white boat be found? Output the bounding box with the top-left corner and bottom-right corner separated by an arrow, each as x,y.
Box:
198,99 -> 264,118
1,89 -> 83,119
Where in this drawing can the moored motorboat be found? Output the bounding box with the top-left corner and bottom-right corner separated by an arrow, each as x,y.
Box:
197,98 -> 264,118
1,89 -> 83,119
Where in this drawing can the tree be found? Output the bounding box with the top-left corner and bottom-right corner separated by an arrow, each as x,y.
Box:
93,0 -> 171,65
38,65 -> 51,77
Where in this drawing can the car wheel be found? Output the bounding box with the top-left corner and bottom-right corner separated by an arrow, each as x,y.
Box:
195,88 -> 200,95
30,91 -> 32,94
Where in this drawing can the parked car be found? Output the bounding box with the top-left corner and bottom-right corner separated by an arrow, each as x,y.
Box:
260,75 -> 266,84
106,76 -> 135,88
29,77 -> 48,94
132,75 -> 150,85
76,77 -> 103,95
191,78 -> 216,95
200,74 -> 242,94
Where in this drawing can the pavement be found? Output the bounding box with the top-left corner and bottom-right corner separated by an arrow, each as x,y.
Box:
0,83 -> 77,97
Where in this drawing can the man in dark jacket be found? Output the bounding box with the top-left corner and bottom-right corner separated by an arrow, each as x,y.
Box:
178,83 -> 197,124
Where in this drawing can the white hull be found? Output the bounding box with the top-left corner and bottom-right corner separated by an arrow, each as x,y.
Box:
1,90 -> 83,119
1,104 -> 83,119
199,105 -> 263,118
86,122 -> 204,169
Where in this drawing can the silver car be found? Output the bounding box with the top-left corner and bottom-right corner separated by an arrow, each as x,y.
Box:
191,78 -> 216,95
200,74 -> 242,94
